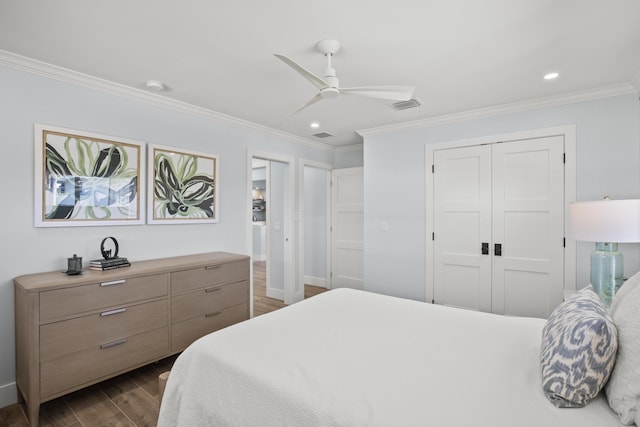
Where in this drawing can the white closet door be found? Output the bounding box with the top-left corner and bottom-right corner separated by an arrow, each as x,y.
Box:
331,167 -> 364,290
433,145 -> 492,311
433,136 -> 565,317
491,137 -> 564,317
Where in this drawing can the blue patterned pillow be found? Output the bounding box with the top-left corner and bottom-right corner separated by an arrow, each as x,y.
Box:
540,286 -> 618,408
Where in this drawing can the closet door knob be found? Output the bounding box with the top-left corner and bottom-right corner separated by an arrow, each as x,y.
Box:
481,242 -> 489,255
494,243 -> 502,256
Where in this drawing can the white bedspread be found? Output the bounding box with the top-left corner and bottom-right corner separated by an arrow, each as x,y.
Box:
158,288 -> 621,426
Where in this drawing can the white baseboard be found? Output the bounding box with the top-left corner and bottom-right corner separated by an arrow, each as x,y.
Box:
266,287 -> 284,300
0,381 -> 17,409
304,275 -> 327,288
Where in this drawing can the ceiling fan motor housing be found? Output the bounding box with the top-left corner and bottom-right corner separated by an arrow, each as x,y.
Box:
320,87 -> 340,99
321,72 -> 340,98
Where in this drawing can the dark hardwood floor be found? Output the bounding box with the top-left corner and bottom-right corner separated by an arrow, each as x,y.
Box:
0,261 -> 328,427
252,260 -> 286,316
0,355 -> 177,427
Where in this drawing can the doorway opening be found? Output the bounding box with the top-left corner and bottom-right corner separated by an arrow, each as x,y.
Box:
300,160 -> 332,298
248,152 -> 294,317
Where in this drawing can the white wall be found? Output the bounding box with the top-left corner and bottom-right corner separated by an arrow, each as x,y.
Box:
0,64 -> 333,406
334,144 -> 363,168
362,93 -> 640,302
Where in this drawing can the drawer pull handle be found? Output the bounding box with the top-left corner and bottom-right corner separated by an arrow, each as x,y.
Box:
205,311 -> 221,318
100,279 -> 126,287
100,308 -> 127,317
205,287 -> 221,293
100,338 -> 127,349
205,265 -> 221,270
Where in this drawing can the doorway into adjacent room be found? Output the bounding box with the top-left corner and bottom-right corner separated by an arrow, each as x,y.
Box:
299,160 -> 331,300
248,152 -> 294,317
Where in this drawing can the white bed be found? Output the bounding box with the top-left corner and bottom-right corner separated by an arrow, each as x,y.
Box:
158,288 -> 621,426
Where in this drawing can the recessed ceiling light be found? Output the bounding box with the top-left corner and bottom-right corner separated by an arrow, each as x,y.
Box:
310,122 -> 320,129
544,72 -> 559,80
145,80 -> 166,91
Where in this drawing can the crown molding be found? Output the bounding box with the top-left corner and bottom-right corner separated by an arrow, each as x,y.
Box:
334,143 -> 364,153
358,83 -> 639,138
0,49 -> 334,152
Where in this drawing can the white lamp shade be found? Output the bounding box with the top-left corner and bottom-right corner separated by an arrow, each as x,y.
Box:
570,199 -> 640,242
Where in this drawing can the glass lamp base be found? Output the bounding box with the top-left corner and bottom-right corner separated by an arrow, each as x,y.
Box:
590,242 -> 623,307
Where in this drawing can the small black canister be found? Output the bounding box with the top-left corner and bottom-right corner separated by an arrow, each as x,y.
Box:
66,254 -> 83,275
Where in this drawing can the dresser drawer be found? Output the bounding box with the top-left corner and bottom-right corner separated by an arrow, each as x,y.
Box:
40,327 -> 168,399
40,299 -> 168,362
171,303 -> 248,352
172,281 -> 248,324
40,273 -> 169,322
171,260 -> 248,294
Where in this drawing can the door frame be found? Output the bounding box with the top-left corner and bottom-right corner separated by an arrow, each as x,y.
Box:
297,159 -> 332,302
425,125 -> 577,304
246,150 -> 296,313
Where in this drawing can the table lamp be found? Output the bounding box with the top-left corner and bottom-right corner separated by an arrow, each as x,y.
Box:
570,197 -> 640,306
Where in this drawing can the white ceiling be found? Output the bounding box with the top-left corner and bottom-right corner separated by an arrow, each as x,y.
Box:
1,0 -> 639,147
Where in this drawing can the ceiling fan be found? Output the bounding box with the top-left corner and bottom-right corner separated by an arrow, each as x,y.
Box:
274,39 -> 415,114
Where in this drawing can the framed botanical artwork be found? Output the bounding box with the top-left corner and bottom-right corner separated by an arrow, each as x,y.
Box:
147,144 -> 219,224
34,124 -> 145,227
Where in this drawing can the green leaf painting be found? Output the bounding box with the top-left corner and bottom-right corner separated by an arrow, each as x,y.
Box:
151,146 -> 217,222
41,130 -> 141,223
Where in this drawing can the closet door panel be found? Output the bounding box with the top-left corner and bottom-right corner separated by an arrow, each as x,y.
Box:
491,136 -> 564,317
433,146 -> 492,312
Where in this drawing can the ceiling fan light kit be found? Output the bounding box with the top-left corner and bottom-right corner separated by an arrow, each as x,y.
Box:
275,39 -> 415,113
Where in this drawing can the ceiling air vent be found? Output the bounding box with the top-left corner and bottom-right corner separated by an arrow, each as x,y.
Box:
312,132 -> 334,139
390,98 -> 422,111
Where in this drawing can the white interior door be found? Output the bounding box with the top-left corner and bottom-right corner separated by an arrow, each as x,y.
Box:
491,137 -> 565,317
331,167 -> 364,290
433,145 -> 492,311
267,160 -> 287,301
433,137 -> 565,317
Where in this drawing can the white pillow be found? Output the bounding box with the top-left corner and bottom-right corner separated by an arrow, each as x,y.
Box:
606,270 -> 640,425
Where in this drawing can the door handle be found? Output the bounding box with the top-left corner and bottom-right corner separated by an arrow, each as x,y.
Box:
494,243 -> 502,256
481,242 -> 489,255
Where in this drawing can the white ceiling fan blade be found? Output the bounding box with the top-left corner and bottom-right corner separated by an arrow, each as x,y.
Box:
291,93 -> 324,115
339,85 -> 415,101
274,54 -> 329,90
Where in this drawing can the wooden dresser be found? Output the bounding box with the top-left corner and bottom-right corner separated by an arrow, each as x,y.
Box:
14,251 -> 249,427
